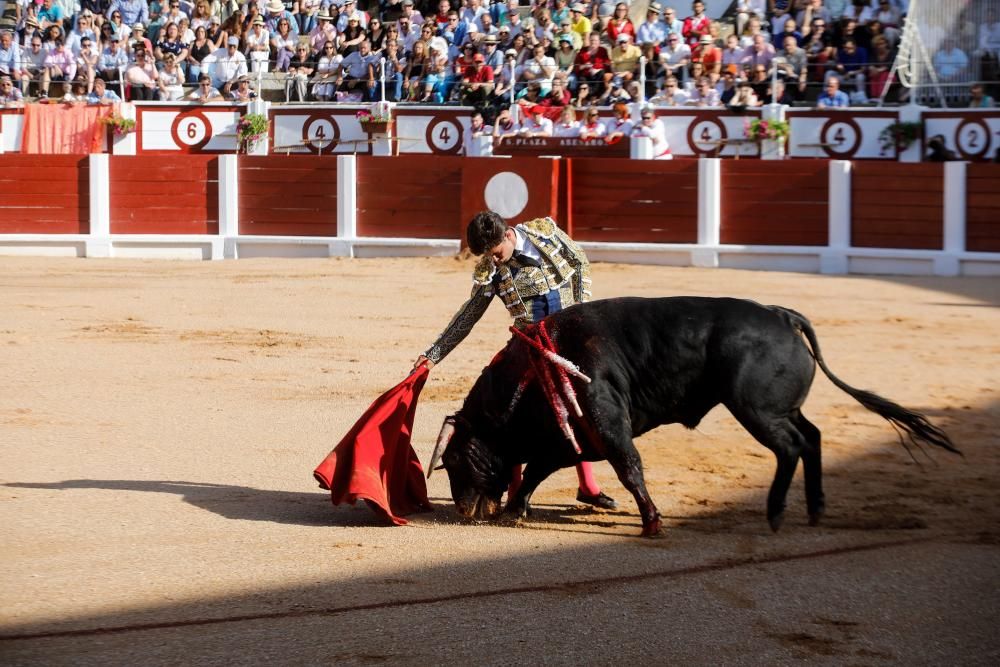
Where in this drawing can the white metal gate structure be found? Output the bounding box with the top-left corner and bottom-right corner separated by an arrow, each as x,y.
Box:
889,0 -> 1000,107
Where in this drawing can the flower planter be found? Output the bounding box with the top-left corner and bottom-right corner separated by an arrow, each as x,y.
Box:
359,120 -> 390,134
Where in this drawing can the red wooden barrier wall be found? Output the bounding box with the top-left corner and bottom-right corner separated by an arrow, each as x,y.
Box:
238,156 -> 338,236
569,158 -> 699,243
110,156 -> 218,234
851,162 -> 943,249
721,160 -> 829,246
966,164 -> 1000,253
356,155 -> 464,238
0,155 -> 89,234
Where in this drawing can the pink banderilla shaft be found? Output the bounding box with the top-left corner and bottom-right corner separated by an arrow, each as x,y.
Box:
510,326 -> 592,383
538,322 -> 585,418
529,345 -> 580,454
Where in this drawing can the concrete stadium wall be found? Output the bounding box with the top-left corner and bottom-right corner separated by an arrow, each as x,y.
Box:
0,154 -> 998,276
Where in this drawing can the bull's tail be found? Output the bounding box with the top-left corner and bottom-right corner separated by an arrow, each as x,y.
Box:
775,307 -> 961,458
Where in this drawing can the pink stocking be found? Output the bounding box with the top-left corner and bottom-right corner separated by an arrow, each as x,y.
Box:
576,461 -> 601,496
507,464 -> 523,498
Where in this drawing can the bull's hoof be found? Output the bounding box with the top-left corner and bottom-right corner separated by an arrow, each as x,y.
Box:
640,518 -> 664,538
768,512 -> 785,533
503,500 -> 531,520
808,509 -> 824,527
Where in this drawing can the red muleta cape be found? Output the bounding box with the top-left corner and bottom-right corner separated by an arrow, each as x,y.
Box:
313,365 -> 432,525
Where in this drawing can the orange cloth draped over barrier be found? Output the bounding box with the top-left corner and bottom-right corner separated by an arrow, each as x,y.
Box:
313,365 -> 432,525
21,102 -> 116,154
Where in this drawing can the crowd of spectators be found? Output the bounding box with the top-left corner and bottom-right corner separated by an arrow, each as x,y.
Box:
0,0 -> 996,110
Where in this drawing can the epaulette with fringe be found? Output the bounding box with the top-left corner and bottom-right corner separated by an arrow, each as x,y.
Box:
472,254 -> 496,285
518,217 -> 558,240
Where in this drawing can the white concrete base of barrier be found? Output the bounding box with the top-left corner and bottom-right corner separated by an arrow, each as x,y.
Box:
580,242 -> 1000,276
0,235 -> 460,261
231,236 -> 459,259
0,235 -> 88,257
1,235 -> 997,276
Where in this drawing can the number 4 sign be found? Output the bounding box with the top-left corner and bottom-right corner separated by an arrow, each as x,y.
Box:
425,117 -> 463,155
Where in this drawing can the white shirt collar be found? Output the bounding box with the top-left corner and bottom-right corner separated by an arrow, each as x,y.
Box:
513,226 -> 543,262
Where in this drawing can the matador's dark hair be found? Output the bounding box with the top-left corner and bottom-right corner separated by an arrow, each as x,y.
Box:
466,211 -> 508,255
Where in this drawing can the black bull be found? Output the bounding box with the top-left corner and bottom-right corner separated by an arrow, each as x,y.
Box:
429,296 -> 959,537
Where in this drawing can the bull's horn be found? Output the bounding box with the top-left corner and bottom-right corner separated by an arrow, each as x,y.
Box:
427,417 -> 455,479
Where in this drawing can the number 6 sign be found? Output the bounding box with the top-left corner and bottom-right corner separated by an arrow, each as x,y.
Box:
170,110 -> 213,151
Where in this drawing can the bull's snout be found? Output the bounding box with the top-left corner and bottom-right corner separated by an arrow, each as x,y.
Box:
456,494 -> 502,521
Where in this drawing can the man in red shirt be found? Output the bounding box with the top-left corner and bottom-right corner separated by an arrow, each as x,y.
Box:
693,34 -> 721,77
682,0 -> 711,48
460,52 -> 494,106
573,31 -> 611,92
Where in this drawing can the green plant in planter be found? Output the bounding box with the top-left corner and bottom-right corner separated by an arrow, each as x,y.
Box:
100,113 -> 137,137
879,121 -> 922,153
236,113 -> 269,152
743,118 -> 790,142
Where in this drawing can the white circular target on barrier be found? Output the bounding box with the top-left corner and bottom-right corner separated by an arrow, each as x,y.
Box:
955,117 -> 990,159
302,115 -> 340,153
485,172 -> 529,219
426,117 -> 463,154
171,111 -> 211,149
820,119 -> 861,157
689,118 -> 725,154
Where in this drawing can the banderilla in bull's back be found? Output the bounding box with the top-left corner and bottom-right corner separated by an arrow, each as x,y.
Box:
428,296 -> 960,538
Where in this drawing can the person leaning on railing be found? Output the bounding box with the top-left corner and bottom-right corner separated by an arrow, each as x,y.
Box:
40,38 -> 76,99
125,46 -> 159,100
337,37 -> 379,102
312,39 -> 342,101
286,41 -> 315,102
0,74 -> 24,107
86,75 -> 121,103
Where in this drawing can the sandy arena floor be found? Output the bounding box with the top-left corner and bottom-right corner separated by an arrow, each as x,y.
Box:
0,256 -> 998,666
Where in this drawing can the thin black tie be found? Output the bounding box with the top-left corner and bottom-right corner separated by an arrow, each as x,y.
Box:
513,251 -> 542,268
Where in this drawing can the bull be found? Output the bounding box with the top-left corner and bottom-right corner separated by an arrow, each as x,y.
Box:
428,297 -> 959,537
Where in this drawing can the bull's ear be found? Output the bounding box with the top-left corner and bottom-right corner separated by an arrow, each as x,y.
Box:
433,464 -> 445,471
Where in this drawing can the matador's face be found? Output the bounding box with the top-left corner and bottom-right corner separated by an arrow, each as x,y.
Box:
488,228 -> 517,266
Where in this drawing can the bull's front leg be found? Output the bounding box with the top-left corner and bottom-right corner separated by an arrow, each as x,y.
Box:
602,438 -> 663,537
504,460 -> 559,520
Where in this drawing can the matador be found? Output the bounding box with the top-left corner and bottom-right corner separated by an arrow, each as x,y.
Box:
415,210 -> 616,510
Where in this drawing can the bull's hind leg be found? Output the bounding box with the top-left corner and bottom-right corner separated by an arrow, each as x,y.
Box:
793,411 -> 825,526
730,411 -> 804,532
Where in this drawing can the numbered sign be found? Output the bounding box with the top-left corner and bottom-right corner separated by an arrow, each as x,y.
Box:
686,116 -> 727,156
820,118 -> 862,158
170,110 -> 213,151
954,117 -> 991,160
425,117 -> 463,155
301,113 -> 341,154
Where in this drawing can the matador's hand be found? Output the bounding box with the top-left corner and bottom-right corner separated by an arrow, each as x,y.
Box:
414,355 -> 435,372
